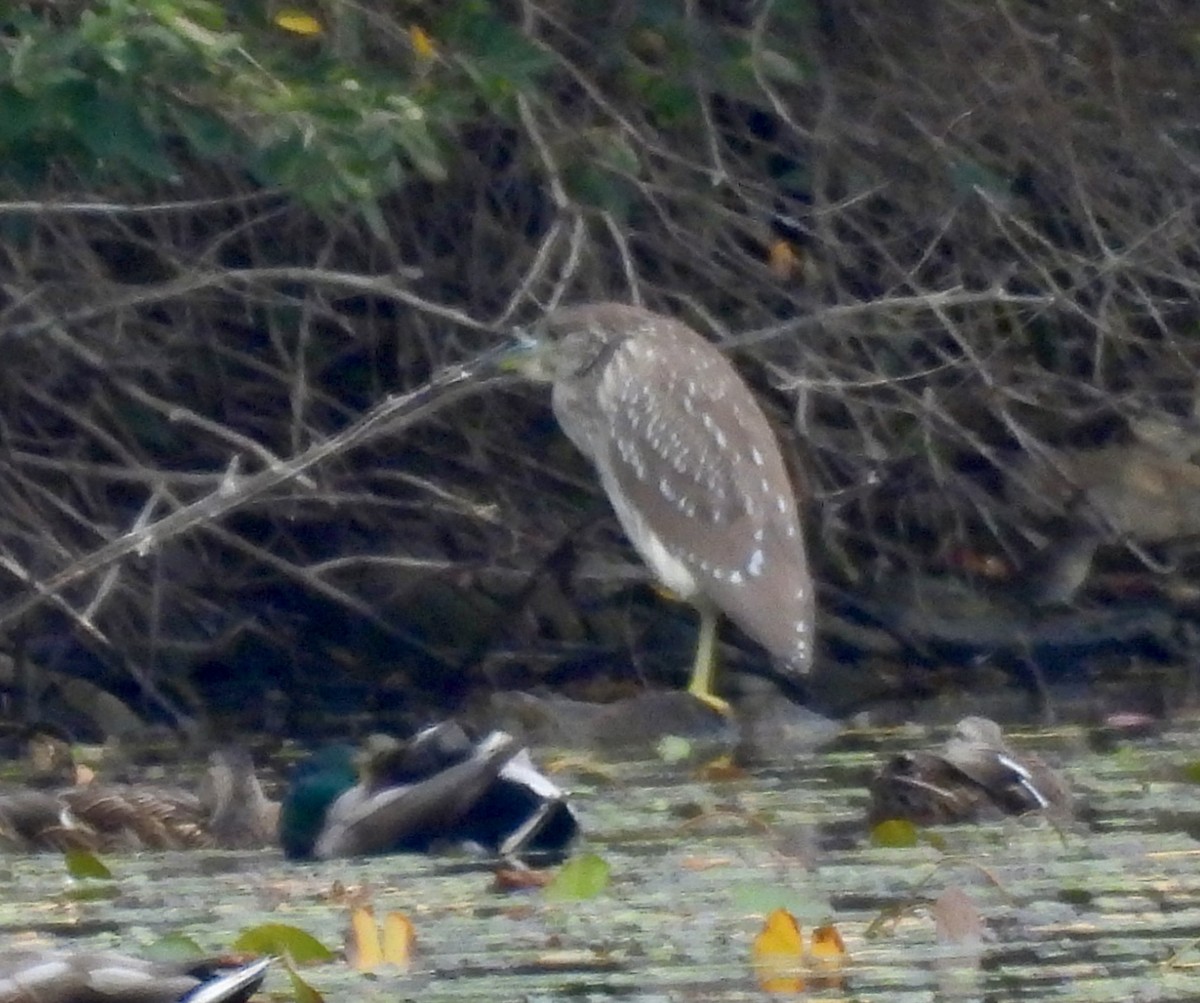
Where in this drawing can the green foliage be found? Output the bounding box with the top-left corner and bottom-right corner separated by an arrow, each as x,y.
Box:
0,0 -> 823,221
0,0 -> 558,211
434,0 -> 554,108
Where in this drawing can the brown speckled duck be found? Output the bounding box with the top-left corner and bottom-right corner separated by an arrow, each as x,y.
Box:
868,716 -> 1071,827
0,735 -> 278,853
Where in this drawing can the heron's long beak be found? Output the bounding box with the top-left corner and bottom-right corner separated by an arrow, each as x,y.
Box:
497,330 -> 552,378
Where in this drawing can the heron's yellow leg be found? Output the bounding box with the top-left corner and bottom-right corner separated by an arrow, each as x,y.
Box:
687,606 -> 731,715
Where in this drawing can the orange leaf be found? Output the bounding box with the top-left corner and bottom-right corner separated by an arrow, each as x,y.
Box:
767,239 -> 802,280
809,922 -> 848,971
696,756 -> 745,782
273,10 -> 323,35
752,908 -> 805,994
347,906 -> 382,971
409,25 -> 436,60
491,866 -> 552,892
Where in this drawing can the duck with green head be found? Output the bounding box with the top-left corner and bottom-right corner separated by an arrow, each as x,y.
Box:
280,722 -> 578,860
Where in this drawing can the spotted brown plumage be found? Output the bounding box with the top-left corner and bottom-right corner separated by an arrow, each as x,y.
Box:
518,302 -> 813,702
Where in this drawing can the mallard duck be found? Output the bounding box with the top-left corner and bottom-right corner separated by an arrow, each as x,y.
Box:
0,949 -> 270,1003
0,736 -> 278,852
280,722 -> 578,860
868,716 -> 1071,827
200,746 -> 281,849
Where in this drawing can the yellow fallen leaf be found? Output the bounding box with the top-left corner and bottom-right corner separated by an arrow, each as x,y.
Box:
809,921 -> 848,981
347,906 -> 382,971
274,10 -> 323,36
752,908 -> 804,993
348,906 -> 414,971
381,911 -> 415,966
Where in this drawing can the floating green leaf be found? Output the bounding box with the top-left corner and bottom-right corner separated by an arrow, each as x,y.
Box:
232,923 -> 334,964
285,961 -> 326,1003
64,848 -> 114,880
545,852 -> 611,901
141,933 -> 207,964
870,818 -> 920,848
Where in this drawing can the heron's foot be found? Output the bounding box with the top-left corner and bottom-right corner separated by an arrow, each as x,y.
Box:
685,683 -> 733,719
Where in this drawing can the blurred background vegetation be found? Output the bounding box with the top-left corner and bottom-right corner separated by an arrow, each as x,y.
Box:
1,0 -> 1199,743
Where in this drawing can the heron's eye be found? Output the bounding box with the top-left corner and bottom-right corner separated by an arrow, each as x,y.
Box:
572,332 -> 628,380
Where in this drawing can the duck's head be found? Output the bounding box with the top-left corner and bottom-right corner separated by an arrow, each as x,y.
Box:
21,725 -> 79,788
278,744 -> 357,860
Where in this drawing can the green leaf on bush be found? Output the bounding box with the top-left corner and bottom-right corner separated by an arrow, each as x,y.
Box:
0,89 -> 41,145
170,105 -> 238,158
565,164 -> 636,219
69,88 -> 177,180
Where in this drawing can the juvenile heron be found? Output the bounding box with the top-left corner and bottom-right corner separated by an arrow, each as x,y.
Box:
514,302 -> 813,703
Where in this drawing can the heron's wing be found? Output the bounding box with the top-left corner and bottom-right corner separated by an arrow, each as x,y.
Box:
597,329 -> 796,561
595,327 -> 814,669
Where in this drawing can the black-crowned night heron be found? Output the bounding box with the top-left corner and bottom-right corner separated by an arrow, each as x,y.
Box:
513,302 -> 814,704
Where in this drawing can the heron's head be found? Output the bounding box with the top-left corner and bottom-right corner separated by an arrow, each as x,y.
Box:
498,328 -> 557,382
502,304 -> 637,383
